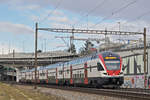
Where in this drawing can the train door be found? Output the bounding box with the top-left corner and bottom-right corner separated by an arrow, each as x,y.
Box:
148,76 -> 150,89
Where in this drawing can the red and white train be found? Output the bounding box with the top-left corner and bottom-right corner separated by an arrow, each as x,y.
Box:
18,51 -> 124,87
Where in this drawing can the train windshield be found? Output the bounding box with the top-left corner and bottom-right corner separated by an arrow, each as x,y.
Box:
105,61 -> 120,70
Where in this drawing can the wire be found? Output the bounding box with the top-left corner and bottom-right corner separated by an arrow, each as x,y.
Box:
136,10 -> 150,20
89,0 -> 138,28
89,15 -> 112,28
39,0 -> 63,23
113,0 -> 137,15
73,0 -> 108,27
110,10 -> 150,30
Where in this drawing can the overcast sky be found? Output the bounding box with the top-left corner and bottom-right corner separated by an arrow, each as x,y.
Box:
0,0 -> 150,54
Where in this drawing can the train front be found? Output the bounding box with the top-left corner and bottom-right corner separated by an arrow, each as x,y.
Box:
98,52 -> 124,87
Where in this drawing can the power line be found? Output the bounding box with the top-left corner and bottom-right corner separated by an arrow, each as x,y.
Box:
73,0 -> 108,27
89,0 -> 138,28
136,10 -> 150,20
110,10 -> 150,30
39,0 -> 63,23
112,0 -> 137,15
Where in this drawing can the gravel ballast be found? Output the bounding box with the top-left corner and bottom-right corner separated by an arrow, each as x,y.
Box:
16,85 -> 130,100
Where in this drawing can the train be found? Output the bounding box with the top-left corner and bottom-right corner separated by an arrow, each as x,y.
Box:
18,51 -> 124,88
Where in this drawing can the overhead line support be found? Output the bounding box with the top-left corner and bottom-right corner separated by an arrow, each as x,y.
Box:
34,22 -> 38,89
38,28 -> 143,35
144,28 -> 147,89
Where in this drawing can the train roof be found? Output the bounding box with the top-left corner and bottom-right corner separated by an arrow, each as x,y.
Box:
44,53 -> 99,69
20,51 -> 119,72
101,51 -> 120,57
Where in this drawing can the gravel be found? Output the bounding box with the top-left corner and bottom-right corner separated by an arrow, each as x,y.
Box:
16,85 -> 130,100
37,87 -> 129,100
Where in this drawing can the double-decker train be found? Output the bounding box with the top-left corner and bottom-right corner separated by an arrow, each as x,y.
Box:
18,51 -> 124,88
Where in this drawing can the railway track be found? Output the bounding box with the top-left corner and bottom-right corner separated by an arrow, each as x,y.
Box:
117,88 -> 150,93
3,82 -> 150,100
39,85 -> 150,100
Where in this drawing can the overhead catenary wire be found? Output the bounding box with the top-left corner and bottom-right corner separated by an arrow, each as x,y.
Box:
89,0 -> 138,28
72,0 -> 108,27
109,9 -> 150,44
110,10 -> 150,31
136,10 -> 150,20
39,0 -> 63,24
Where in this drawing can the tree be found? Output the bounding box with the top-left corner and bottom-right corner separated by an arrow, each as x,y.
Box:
37,49 -> 42,53
79,46 -> 85,56
67,44 -> 76,54
79,40 -> 94,55
84,40 -> 94,51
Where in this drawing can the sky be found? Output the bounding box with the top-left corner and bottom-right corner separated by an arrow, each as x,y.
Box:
0,0 -> 150,54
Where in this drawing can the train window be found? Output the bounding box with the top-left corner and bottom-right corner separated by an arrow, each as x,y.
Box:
76,74 -> 78,78
97,62 -> 104,71
40,73 -> 42,76
43,73 -> 45,76
82,74 -> 84,78
80,71 -> 82,74
78,74 -> 80,78
59,70 -> 63,75
90,65 -> 92,72
67,69 -> 69,74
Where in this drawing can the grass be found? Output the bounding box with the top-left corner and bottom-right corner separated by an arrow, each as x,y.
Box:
0,82 -> 65,100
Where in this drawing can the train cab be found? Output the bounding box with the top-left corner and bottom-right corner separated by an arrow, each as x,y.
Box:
97,52 -> 124,86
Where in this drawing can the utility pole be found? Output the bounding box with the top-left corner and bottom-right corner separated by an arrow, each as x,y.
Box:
22,41 -> 25,52
12,49 -> 15,82
2,48 -> 4,55
118,22 -> 121,43
144,28 -> 147,88
70,28 -> 74,53
8,41 -> 11,54
105,28 -> 107,51
44,39 -> 46,52
118,22 -> 120,32
87,15 -> 88,29
34,22 -> 38,89
41,41 -> 43,52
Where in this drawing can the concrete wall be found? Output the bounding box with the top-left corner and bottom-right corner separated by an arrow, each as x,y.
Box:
123,75 -> 144,88
122,54 -> 145,75
116,48 -> 150,88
